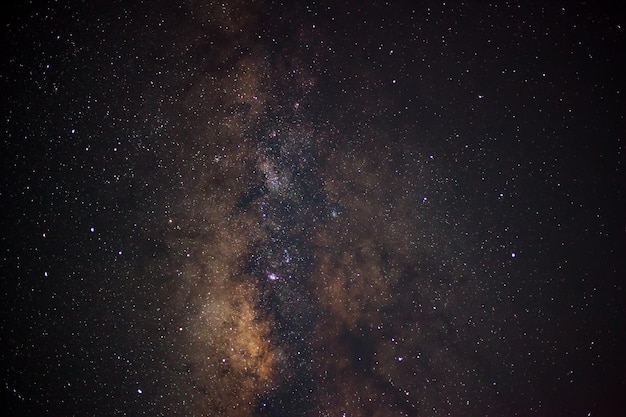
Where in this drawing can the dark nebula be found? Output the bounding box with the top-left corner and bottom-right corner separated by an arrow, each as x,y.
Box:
2,1 -> 625,416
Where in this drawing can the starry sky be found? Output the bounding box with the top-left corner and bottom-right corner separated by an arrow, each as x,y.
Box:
1,1 -> 625,416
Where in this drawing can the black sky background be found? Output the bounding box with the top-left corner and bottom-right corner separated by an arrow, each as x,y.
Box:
2,1 -> 625,416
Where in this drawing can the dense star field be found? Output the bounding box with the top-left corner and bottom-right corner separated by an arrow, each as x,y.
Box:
1,1 -> 624,416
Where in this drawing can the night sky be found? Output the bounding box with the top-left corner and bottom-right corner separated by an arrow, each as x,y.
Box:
2,1 -> 625,416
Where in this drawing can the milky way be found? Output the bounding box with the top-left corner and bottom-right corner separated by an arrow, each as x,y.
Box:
2,1 -> 625,416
